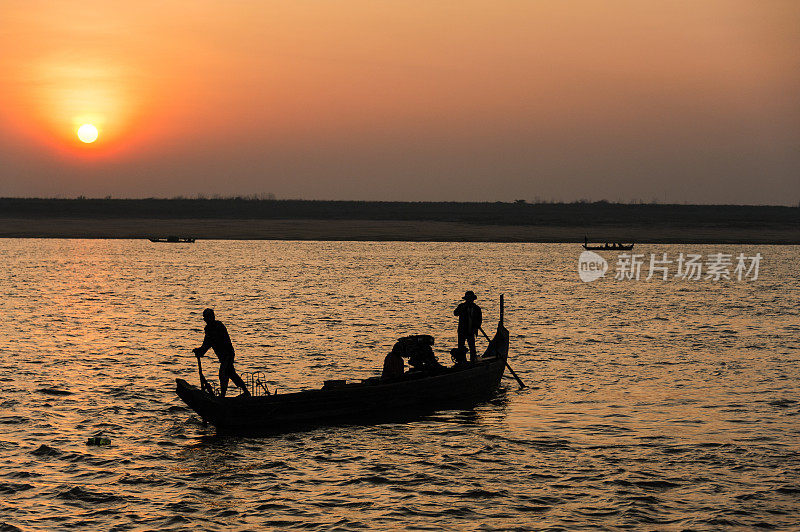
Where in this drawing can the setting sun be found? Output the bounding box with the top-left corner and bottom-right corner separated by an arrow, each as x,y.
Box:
77,124 -> 98,143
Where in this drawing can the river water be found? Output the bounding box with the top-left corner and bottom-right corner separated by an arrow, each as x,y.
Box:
1,240 -> 798,530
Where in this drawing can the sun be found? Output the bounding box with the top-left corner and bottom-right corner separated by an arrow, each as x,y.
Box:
77,124 -> 98,143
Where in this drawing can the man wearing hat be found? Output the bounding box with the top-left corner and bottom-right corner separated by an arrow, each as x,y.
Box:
193,308 -> 251,397
453,291 -> 482,362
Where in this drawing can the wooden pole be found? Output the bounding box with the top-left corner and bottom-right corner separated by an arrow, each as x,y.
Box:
196,355 -> 214,395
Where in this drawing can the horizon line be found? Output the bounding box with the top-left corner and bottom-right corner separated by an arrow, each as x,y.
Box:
1,196 -> 798,208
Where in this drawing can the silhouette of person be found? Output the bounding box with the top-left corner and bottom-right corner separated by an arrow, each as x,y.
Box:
450,346 -> 468,365
454,291 -> 482,362
381,345 -> 405,379
193,308 -> 250,397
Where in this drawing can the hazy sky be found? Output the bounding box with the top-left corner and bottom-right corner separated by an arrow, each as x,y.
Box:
1,1 -> 798,204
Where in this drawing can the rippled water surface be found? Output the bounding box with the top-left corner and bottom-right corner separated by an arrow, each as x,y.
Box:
1,240 -> 799,530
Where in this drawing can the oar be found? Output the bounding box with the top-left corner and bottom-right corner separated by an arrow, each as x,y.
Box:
195,354 -> 215,395
478,327 -> 527,389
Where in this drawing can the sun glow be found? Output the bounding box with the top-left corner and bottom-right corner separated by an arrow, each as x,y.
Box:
16,56 -> 153,154
77,124 -> 98,143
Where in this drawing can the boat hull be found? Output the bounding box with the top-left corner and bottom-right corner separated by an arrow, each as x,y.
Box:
176,324 -> 510,431
149,237 -> 195,243
582,244 -> 634,251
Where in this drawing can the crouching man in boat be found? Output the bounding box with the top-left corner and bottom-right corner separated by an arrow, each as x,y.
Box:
454,291 -> 482,362
381,344 -> 405,379
381,335 -> 442,379
192,308 -> 251,398
393,335 -> 443,373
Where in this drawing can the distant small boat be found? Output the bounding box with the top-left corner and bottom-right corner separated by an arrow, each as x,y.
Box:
582,236 -> 633,251
149,236 -> 196,243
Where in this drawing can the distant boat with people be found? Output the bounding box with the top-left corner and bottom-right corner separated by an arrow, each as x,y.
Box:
149,236 -> 196,243
582,236 -> 634,251
176,296 -> 514,431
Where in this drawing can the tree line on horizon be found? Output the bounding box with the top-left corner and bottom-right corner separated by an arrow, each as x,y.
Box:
0,196 -> 796,228
1,194 -> 797,208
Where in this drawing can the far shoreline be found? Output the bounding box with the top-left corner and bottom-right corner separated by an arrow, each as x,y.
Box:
0,217 -> 797,244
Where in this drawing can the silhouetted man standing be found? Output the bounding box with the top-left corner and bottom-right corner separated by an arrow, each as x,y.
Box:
454,291 -> 482,362
193,308 -> 250,397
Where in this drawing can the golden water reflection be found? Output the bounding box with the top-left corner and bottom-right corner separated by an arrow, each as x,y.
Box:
0,240 -> 798,529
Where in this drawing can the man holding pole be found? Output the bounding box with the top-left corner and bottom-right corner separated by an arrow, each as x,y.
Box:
453,291 -> 482,363
193,308 -> 250,397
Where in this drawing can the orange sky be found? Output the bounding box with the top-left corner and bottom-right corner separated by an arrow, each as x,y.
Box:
0,1 -> 798,203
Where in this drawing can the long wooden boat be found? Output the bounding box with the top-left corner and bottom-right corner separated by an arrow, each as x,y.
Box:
582,237 -> 633,251
176,297 -> 511,431
149,236 -> 196,243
